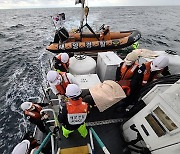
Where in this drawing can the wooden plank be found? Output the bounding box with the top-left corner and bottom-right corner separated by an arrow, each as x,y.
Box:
60,145 -> 89,154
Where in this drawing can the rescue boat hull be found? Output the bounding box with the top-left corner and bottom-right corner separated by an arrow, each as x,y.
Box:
46,30 -> 141,53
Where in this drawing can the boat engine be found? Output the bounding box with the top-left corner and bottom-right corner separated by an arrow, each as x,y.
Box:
57,27 -> 69,42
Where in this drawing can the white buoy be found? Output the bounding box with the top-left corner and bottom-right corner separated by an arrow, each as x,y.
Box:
69,55 -> 96,75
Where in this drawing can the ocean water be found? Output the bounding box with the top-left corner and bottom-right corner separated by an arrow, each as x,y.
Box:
0,6 -> 180,153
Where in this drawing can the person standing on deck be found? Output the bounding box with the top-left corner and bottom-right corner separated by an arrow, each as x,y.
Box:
52,53 -> 70,72
58,84 -> 89,138
131,55 -> 170,91
116,52 -> 139,96
21,102 -> 49,134
46,70 -> 78,97
118,55 -> 170,113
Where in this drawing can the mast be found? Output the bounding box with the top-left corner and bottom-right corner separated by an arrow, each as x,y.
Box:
75,0 -> 85,31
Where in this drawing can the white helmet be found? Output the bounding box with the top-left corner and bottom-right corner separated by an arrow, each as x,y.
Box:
21,102 -> 32,111
65,84 -> 82,98
60,53 -> 69,63
151,56 -> 169,71
47,70 -> 62,85
124,52 -> 138,66
12,140 -> 30,154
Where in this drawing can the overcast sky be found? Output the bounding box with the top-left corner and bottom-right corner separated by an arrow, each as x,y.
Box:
0,0 -> 180,9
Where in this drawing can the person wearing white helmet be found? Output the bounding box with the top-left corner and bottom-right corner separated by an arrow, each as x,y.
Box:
46,70 -> 78,96
12,140 -> 30,154
20,102 -> 49,134
138,55 -> 169,86
116,52 -> 139,81
129,55 -> 169,94
53,53 -> 70,72
12,137 -> 39,154
58,84 -> 89,138
116,52 -> 139,95
19,131 -> 51,154
116,55 -> 170,115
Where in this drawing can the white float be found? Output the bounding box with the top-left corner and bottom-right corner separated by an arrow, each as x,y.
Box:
69,55 -> 96,75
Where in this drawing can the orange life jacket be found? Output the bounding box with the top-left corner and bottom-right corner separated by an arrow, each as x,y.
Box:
118,80 -> 131,96
142,62 -> 151,86
24,104 -> 42,119
55,72 -> 70,95
142,61 -> 163,86
120,62 -> 139,80
56,54 -> 69,72
118,62 -> 138,95
66,98 -> 88,125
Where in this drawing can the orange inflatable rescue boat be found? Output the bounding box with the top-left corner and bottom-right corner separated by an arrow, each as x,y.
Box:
46,28 -> 141,53
46,1 -> 141,54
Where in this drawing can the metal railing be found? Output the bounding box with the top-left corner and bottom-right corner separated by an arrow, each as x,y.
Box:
34,132 -> 53,154
34,108 -> 61,154
40,108 -> 60,128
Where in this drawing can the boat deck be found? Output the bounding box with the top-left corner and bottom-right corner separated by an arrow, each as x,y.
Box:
35,91 -> 130,154
59,123 -> 128,154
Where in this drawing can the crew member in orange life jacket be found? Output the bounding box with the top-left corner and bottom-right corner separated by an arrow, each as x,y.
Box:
115,52 -> 139,95
116,52 -> 139,81
46,70 -> 78,96
123,56 -> 169,111
58,84 -> 88,138
130,55 -> 170,93
116,56 -> 170,115
21,102 -> 49,133
53,53 -> 70,72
